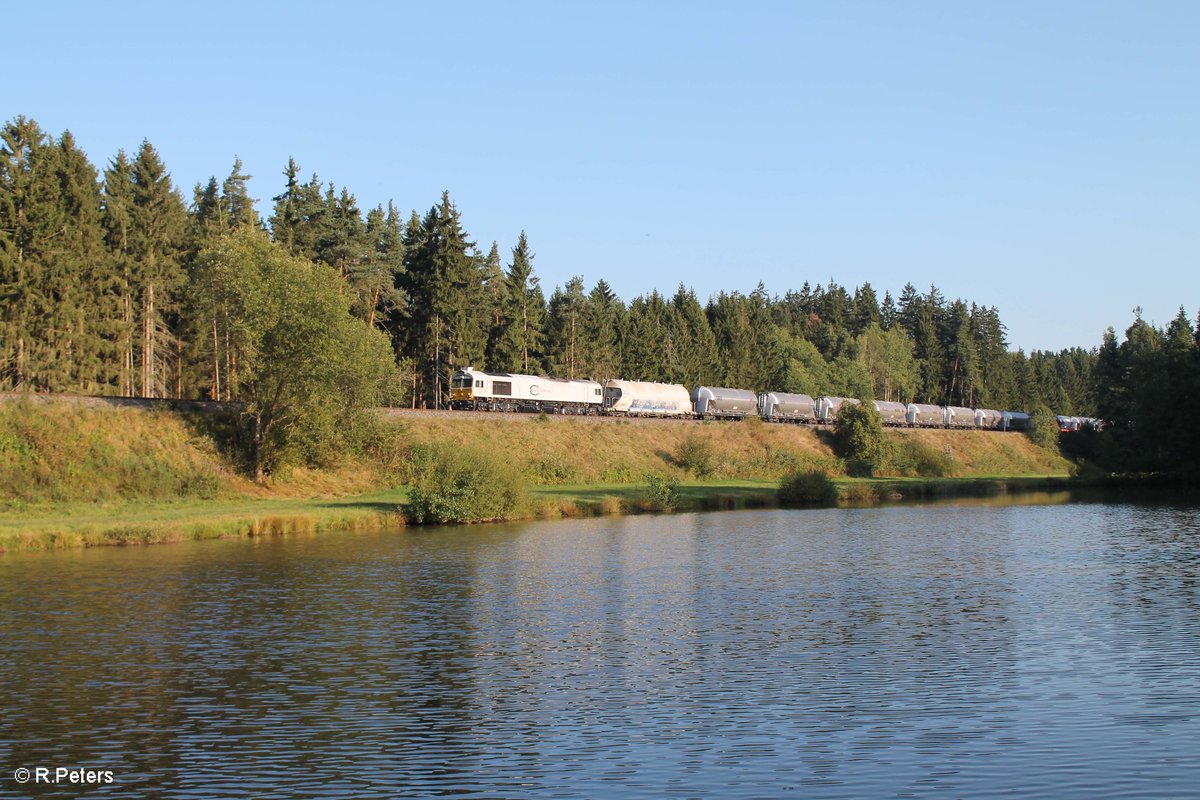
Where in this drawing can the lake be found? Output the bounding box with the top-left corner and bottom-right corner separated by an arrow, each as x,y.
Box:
2,496 -> 1199,798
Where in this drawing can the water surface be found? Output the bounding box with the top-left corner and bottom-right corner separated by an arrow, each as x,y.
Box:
2,500 -> 1199,798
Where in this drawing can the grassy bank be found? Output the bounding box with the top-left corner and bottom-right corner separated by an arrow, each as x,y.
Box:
0,399 -> 1075,552
386,414 -> 1070,484
1,475 -> 1083,553
0,489 -> 410,552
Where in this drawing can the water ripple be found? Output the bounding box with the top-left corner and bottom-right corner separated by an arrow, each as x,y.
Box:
2,501 -> 1200,797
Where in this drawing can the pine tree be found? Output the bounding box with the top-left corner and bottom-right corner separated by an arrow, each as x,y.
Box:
314,185 -> 364,276
269,158 -> 303,251
580,279 -> 623,380
221,157 -> 258,231
49,130 -> 117,392
491,231 -> 545,374
622,291 -> 670,380
268,159 -> 325,261
812,281 -> 852,357
668,285 -> 719,386
1164,308 -> 1200,474
127,140 -> 187,397
0,119 -> 116,392
545,276 -> 587,378
0,117 -> 54,389
851,282 -> 881,336
944,300 -> 979,406
101,151 -> 138,395
437,200 -> 488,378
903,284 -> 946,403
746,282 -> 779,389
897,283 -> 920,337
396,210 -> 430,404
399,193 -> 485,406
879,290 -> 897,331
191,177 -> 222,240
1094,327 -> 1123,424
970,304 -> 1012,408
708,291 -> 755,386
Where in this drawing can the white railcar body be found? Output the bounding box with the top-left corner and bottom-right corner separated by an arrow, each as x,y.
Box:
603,379 -> 692,417
975,408 -> 1003,430
873,401 -> 909,427
757,392 -> 817,423
694,386 -> 758,419
906,403 -> 943,428
945,406 -> 975,429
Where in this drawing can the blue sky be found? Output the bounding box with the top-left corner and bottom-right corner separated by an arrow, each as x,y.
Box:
9,1 -> 1198,352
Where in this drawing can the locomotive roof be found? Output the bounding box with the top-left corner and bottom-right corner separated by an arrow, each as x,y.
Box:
457,367 -> 598,384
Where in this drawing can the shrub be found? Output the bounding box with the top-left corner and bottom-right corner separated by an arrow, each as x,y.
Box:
673,433 -> 714,478
641,473 -> 680,512
832,401 -> 885,477
1027,403 -> 1062,453
778,470 -> 839,507
406,442 -> 529,524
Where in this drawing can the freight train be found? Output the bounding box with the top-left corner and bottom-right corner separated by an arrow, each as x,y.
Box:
449,367 -> 1044,431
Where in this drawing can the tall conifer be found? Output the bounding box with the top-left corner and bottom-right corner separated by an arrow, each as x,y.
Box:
128,140 -> 187,397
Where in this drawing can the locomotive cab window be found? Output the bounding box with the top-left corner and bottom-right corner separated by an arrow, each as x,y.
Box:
476,380 -> 483,388
452,375 -> 472,389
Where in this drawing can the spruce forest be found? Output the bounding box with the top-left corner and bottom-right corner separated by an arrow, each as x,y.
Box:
1,116 -> 1104,418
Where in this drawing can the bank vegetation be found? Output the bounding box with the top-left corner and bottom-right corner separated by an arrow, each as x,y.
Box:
0,398 -> 1075,551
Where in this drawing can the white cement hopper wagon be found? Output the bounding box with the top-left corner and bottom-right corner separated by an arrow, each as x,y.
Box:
873,400 -> 909,427
945,406 -> 975,429
906,403 -> 944,428
757,391 -> 817,423
603,379 -> 692,417
693,386 -> 759,419
975,408 -> 1003,430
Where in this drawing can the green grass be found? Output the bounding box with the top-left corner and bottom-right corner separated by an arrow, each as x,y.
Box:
0,475 -> 1087,553
0,489 -> 410,552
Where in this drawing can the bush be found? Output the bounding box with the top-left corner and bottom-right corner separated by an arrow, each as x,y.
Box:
778,470 -> 839,507
673,433 -> 714,477
406,442 -> 529,524
1026,403 -> 1062,453
641,473 -> 680,512
832,401 -> 885,477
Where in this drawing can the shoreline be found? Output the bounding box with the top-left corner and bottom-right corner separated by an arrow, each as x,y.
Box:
0,475 -> 1092,554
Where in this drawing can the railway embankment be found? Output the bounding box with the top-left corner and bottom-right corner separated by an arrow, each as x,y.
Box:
0,397 -> 1073,552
